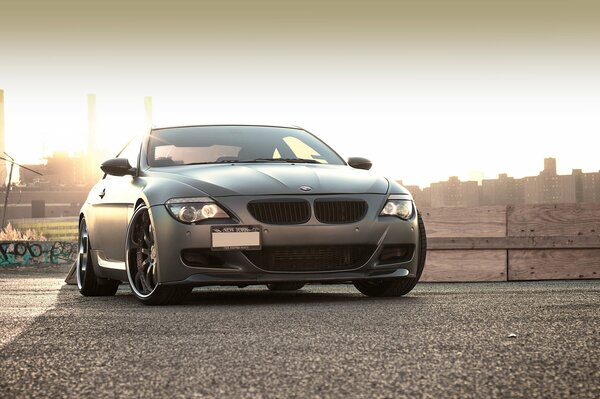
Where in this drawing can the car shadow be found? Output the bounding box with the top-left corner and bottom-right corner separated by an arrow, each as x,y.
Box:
59,282 -> 424,308
186,288 -> 361,306
178,285 -> 422,307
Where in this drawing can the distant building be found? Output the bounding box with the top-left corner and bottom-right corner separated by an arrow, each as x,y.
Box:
19,151 -> 89,187
523,175 -> 577,204
543,157 -> 557,175
401,183 -> 431,208
422,187 -> 432,207
46,151 -> 88,186
481,173 -> 525,205
523,158 -> 577,204
575,169 -> 600,203
430,176 -> 480,207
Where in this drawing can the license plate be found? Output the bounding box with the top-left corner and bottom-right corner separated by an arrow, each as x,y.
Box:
211,225 -> 261,251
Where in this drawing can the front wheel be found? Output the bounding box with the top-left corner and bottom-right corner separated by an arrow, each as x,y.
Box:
126,205 -> 191,305
354,212 -> 427,297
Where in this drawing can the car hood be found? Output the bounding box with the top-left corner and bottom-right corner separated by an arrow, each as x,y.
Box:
149,164 -> 390,196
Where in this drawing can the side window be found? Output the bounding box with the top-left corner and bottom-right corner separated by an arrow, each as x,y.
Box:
118,135 -> 143,168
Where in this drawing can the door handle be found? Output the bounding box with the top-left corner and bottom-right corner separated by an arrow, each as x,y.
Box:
99,188 -> 106,199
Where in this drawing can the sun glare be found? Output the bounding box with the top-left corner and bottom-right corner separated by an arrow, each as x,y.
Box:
3,88 -> 600,188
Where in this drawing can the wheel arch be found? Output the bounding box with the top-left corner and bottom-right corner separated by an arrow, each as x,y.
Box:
134,198 -> 147,211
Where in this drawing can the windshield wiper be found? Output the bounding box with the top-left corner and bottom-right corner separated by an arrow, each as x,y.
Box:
183,158 -> 320,166
243,158 -> 320,164
184,160 -> 246,165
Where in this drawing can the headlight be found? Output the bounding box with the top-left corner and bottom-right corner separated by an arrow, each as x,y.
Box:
165,197 -> 230,223
379,197 -> 414,220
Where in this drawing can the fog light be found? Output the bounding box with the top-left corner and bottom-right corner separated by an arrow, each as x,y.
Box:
378,245 -> 415,263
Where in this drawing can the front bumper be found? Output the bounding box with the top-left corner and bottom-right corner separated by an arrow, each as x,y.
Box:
149,194 -> 421,286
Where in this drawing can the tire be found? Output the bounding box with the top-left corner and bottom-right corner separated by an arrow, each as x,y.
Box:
77,218 -> 120,296
354,212 -> 427,297
267,282 -> 306,291
126,204 -> 191,305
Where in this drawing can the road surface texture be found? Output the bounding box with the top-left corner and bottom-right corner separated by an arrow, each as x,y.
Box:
0,270 -> 598,398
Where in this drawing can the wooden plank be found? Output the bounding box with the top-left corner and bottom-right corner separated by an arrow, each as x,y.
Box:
421,250 -> 507,282
508,204 -> 600,237
428,235 -> 600,250
420,206 -> 506,238
508,249 -> 600,280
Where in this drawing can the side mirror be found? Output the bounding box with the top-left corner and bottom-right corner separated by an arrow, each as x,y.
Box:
101,158 -> 136,176
347,157 -> 372,171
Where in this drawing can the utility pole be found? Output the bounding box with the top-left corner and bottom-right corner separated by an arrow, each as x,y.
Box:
0,89 -> 6,184
1,153 -> 43,229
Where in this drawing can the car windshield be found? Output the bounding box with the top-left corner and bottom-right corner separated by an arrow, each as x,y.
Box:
147,126 -> 345,167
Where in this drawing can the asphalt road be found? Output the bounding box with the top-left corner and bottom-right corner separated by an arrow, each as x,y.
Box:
0,271 -> 598,398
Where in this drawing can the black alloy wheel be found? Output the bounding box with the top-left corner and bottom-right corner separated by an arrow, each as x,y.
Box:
126,205 -> 191,305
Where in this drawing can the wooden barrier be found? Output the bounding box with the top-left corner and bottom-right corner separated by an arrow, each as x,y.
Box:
508,249 -> 600,280
421,250 -> 507,282
420,204 -> 600,282
507,204 -> 600,237
421,206 -> 506,237
420,206 -> 507,282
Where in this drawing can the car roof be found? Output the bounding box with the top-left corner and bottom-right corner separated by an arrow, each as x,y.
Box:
151,124 -> 305,131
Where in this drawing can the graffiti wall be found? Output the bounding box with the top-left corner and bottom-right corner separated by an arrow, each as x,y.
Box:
0,241 -> 77,267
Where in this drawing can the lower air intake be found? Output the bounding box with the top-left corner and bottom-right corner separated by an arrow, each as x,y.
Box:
244,245 -> 376,272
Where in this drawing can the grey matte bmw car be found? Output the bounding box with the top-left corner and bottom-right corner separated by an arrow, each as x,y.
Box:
77,125 -> 427,305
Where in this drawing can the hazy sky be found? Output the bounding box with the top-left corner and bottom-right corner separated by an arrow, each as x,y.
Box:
1,0 -> 599,186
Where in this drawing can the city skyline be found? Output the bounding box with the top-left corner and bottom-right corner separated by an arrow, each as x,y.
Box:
405,157 -> 600,189
406,157 -> 600,207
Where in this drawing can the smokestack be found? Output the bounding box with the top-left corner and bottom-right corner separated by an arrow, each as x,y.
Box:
86,94 -> 98,184
0,89 -> 5,181
144,96 -> 153,128
87,94 -> 96,156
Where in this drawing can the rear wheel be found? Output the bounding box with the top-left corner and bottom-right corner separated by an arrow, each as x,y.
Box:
126,205 -> 191,305
77,219 -> 120,296
354,212 -> 427,297
267,282 -> 306,291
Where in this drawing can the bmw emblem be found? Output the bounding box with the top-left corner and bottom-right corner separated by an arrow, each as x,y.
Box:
299,185 -> 312,192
